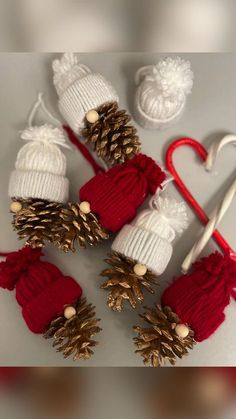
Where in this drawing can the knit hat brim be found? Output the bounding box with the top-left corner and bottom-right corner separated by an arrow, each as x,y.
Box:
22,276 -> 82,333
58,74 -> 119,133
112,224 -> 173,275
134,86 -> 186,130
9,170 -> 69,203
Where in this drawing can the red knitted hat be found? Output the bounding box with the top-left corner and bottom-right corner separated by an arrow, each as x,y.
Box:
162,252 -> 236,342
80,153 -> 166,232
0,247 -> 82,333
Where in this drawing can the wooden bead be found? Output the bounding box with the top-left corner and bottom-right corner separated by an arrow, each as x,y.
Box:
10,201 -> 22,213
85,109 -> 99,124
175,324 -> 190,338
79,201 -> 91,214
64,306 -> 76,319
133,263 -> 147,276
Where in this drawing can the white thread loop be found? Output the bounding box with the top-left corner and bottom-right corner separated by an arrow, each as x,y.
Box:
28,92 -> 61,128
205,134 -> 236,172
182,176 -> 236,273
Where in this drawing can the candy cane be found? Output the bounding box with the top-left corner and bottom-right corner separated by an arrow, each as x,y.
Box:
182,176 -> 236,272
182,134 -> 236,272
205,134 -> 236,172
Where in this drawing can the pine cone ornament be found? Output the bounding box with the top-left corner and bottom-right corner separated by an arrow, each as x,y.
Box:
100,252 -> 158,312
0,247 -> 101,361
44,298 -> 102,361
9,121 -> 71,248
100,195 -> 189,311
53,202 -> 109,252
11,198 -> 63,248
11,199 -> 109,252
82,102 -> 141,165
134,305 -> 195,367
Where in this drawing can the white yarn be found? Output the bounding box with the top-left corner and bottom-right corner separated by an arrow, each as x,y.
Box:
134,57 -> 194,130
52,52 -> 119,133
135,195 -> 189,242
52,53 -> 91,97
21,124 -> 70,149
112,194 -> 189,275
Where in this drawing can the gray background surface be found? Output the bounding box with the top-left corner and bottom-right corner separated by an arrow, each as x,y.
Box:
0,53 -> 235,366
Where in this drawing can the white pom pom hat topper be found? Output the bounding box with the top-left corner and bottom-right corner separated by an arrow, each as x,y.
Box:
134,56 -> 194,130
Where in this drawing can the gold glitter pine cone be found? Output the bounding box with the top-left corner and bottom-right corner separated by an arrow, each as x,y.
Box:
52,202 -> 109,252
133,304 -> 195,367
11,199 -> 109,252
82,102 -> 141,165
44,298 -> 102,361
100,252 -> 158,312
11,198 -> 63,249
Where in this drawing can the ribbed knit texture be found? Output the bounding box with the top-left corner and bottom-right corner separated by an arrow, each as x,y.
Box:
53,53 -> 118,133
9,124 -> 69,203
112,195 -> 188,275
112,225 -> 173,275
9,170 -> 69,203
0,247 -> 82,334
134,57 -> 193,130
80,153 -> 166,232
162,252 -> 236,342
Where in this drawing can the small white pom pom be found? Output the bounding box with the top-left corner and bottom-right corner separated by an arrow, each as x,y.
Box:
20,124 -> 71,149
154,57 -> 194,99
149,195 -> 189,234
52,53 -> 78,76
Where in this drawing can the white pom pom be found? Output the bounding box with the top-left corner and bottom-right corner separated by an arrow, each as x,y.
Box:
133,194 -> 189,243
152,57 -> 193,100
52,52 -> 78,77
52,53 -> 91,96
21,124 -> 71,149
150,195 -> 189,234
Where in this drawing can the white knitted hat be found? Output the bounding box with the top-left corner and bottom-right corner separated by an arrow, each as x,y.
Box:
112,194 -> 188,275
52,53 -> 119,134
134,57 -> 194,130
9,124 -> 70,203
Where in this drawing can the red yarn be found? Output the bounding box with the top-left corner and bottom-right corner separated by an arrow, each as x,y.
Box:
80,153 -> 166,232
63,125 -> 104,175
0,247 -> 82,334
162,252 -> 236,342
0,247 -> 42,290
